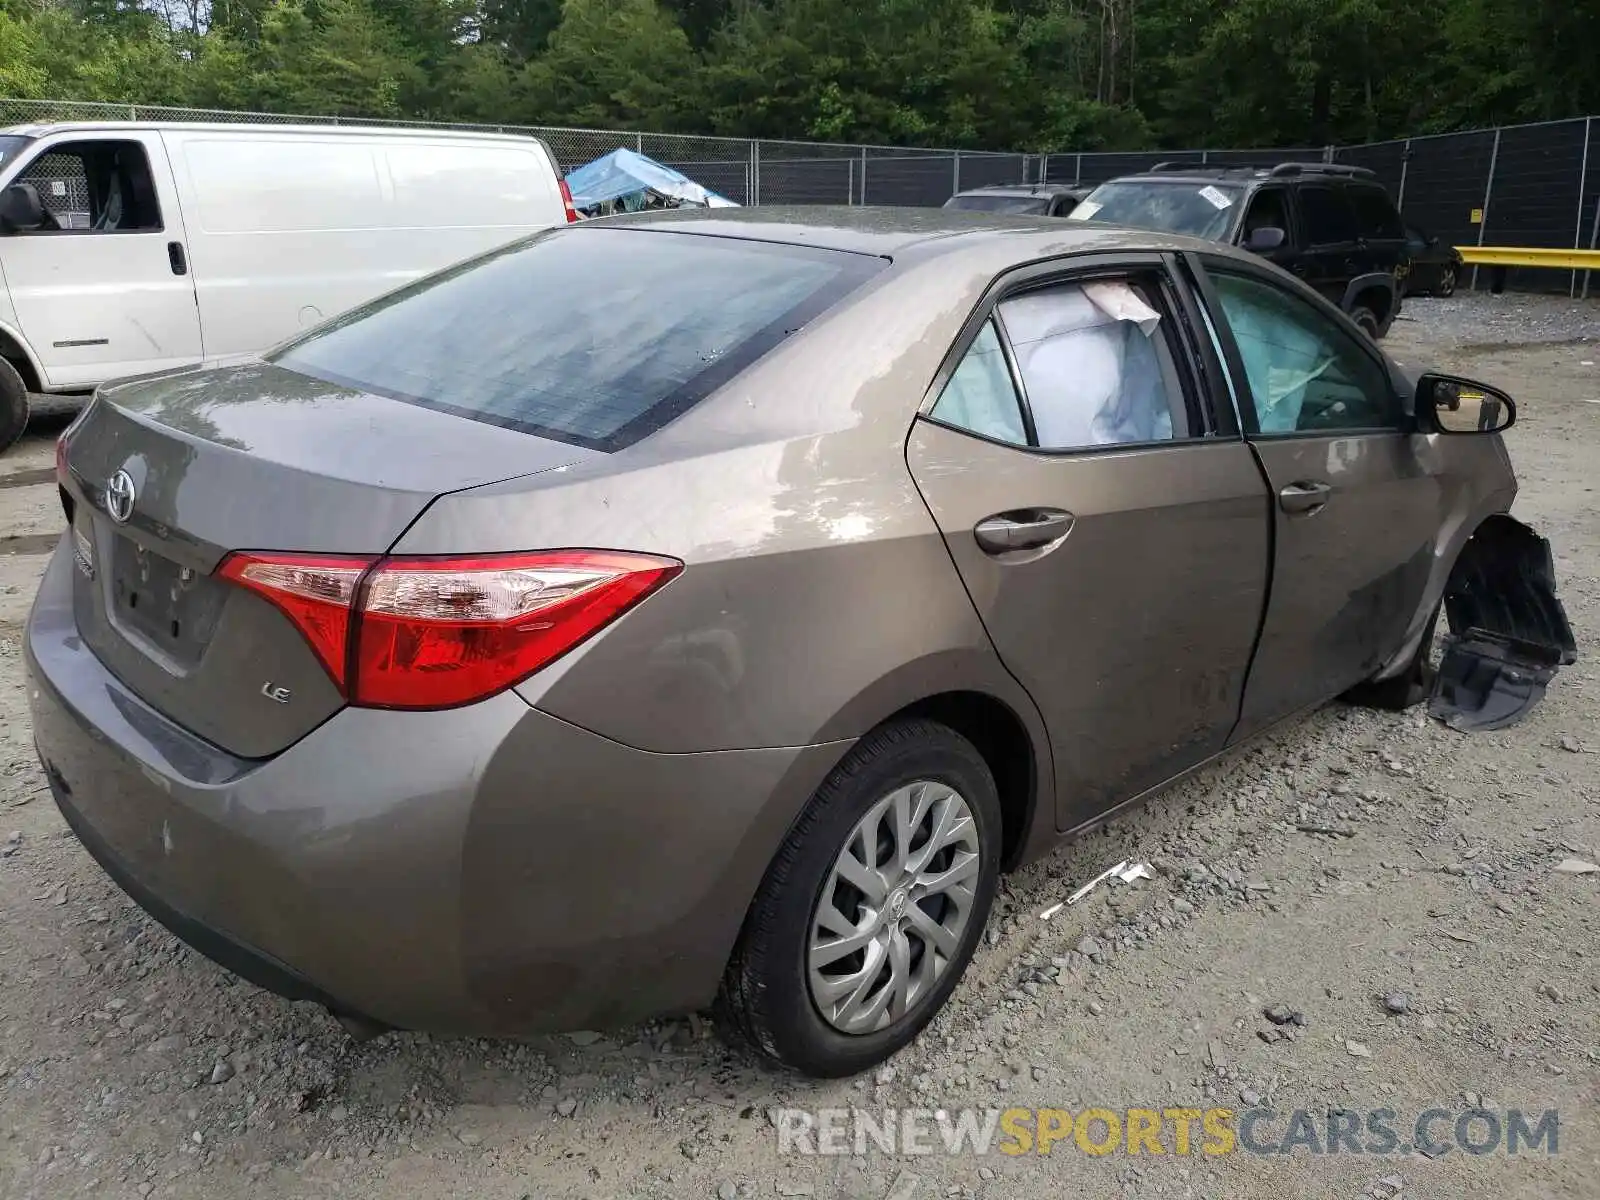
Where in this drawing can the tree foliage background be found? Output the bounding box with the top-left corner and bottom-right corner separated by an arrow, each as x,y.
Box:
0,0 -> 1594,149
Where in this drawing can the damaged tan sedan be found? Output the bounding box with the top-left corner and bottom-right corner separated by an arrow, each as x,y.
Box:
31,210 -> 1575,1079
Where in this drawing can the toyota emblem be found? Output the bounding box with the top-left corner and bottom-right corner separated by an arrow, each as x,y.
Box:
105,469 -> 136,525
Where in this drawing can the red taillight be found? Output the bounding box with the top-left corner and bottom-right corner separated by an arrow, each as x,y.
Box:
217,549 -> 680,710
218,553 -> 373,690
559,178 -> 580,223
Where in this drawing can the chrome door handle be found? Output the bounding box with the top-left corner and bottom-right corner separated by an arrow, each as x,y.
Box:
974,508 -> 1075,555
1279,480 -> 1332,515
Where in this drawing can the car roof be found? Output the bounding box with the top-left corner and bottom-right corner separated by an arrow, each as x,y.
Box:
0,121 -> 551,149
1097,162 -> 1381,188
595,204 -> 1246,264
953,184 -> 1083,197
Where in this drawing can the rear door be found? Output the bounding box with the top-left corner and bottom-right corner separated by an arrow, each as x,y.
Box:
1346,182 -> 1408,283
1191,254 -> 1446,738
0,132 -> 202,388
1291,183 -> 1361,305
905,253 -> 1271,830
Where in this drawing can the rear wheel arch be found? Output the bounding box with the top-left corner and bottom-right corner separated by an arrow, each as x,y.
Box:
1342,274 -> 1397,334
881,691 -> 1039,870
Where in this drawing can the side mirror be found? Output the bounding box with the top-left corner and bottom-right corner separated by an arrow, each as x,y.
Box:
1418,373 -> 1516,434
1244,225 -> 1286,252
0,182 -> 45,232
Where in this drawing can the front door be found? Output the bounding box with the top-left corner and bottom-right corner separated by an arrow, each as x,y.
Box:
0,133 -> 202,388
1194,256 -> 1446,738
906,258 -> 1271,829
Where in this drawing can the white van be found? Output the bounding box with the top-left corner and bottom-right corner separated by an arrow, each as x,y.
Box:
0,121 -> 576,450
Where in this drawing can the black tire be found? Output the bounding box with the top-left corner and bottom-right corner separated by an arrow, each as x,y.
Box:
0,358 -> 28,455
716,718 -> 1002,1078
1344,602 -> 1442,711
1436,268 -> 1457,298
1349,304 -> 1381,340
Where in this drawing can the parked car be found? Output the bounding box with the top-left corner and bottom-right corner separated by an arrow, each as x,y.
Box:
1404,223 -> 1464,296
1070,162 -> 1408,338
0,121 -> 578,452
945,183 -> 1087,217
31,209 -> 1574,1079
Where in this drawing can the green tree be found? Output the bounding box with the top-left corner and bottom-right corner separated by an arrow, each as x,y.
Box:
252,0 -> 423,117
520,0 -> 699,129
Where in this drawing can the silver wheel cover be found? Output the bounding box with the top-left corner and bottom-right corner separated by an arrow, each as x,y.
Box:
807,781 -> 982,1035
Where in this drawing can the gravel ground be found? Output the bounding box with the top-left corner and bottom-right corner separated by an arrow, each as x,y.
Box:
1,297 -> 1598,1200
1392,289 -> 1600,349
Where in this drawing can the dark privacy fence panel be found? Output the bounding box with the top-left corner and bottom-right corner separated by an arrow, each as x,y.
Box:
1332,140 -> 1407,200
860,154 -> 958,207
1484,120 -> 1590,293
758,158 -> 855,205
955,153 -> 1028,191
1584,121 -> 1600,296
1203,147 -> 1327,169
1072,152 -> 1173,186
1393,130 -> 1499,258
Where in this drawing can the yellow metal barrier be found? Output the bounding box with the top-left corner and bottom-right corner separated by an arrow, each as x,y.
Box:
1453,246 -> 1600,295
1456,246 -> 1600,270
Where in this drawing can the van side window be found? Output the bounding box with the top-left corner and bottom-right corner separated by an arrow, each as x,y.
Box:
14,141 -> 163,233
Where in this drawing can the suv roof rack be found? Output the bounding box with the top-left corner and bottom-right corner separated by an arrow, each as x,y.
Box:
1142,160 -> 1377,180
1266,162 -> 1376,179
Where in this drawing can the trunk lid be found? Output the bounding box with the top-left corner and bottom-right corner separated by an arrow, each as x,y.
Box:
60,361 -> 595,759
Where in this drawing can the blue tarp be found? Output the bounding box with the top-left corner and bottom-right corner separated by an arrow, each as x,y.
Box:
565,148 -> 738,210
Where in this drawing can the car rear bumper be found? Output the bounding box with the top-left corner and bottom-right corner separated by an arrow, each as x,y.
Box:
26,541 -> 843,1034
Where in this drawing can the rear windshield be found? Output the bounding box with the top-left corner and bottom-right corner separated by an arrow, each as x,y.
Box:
271,228 -> 879,452
1071,180 -> 1243,240
945,194 -> 1050,214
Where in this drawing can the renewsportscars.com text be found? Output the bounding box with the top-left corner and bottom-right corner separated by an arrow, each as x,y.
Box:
773,1106 -> 1560,1158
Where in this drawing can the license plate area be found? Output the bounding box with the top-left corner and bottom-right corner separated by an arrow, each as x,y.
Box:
111,537 -> 225,666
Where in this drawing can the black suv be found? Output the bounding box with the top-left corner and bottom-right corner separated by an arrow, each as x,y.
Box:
1070,162 -> 1407,337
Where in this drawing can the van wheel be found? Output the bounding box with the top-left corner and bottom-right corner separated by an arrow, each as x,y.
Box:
0,359 -> 28,454
716,718 -> 1001,1078
1349,304 -> 1381,340
1436,268 -> 1457,298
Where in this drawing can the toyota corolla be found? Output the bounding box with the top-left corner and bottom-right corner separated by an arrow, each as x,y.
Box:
29,208 -> 1574,1078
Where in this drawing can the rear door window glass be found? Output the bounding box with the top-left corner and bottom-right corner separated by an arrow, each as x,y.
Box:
1000,278 -> 1189,449
1346,186 -> 1405,239
1296,186 -> 1359,245
930,320 -> 1028,443
272,229 -> 879,451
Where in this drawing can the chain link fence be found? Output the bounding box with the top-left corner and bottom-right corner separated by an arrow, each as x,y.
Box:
1,97 -> 1596,292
